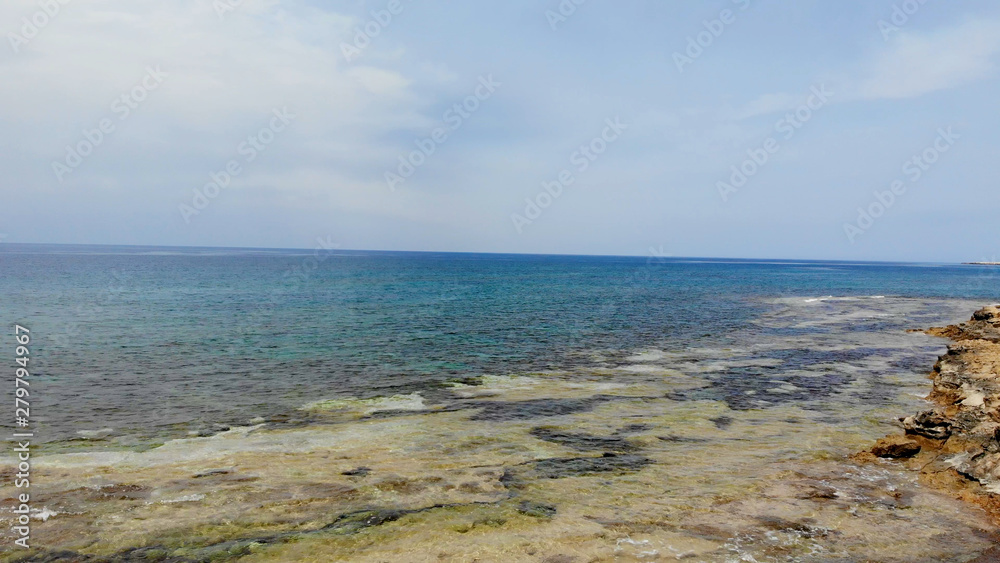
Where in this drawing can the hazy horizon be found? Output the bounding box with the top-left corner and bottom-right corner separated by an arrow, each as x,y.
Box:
3,240 -> 998,266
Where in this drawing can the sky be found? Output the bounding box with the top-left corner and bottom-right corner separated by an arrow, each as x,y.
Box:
2,0 -> 999,262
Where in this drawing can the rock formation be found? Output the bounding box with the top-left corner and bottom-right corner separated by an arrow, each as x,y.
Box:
861,305 -> 1000,518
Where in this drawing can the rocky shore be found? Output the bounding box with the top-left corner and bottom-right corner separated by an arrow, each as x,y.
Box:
860,304 -> 1000,521
7,299 -> 1000,561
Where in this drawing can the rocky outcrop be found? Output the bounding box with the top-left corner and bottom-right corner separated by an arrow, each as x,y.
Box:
862,305 -> 1000,518
924,305 -> 1000,342
871,435 -> 921,458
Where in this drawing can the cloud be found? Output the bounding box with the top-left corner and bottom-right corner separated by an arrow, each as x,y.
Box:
712,17 -> 1000,135
0,0 -> 463,215
855,18 -> 1000,100
0,1 -> 422,126
726,92 -> 800,120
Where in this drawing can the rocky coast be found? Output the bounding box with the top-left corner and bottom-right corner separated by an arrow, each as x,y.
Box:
862,305 -> 1000,527
5,298 -> 1000,562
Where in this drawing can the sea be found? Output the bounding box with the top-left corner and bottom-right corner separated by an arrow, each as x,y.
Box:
2,243 -> 1000,561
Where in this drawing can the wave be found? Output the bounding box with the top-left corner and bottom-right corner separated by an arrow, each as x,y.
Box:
802,296 -> 886,303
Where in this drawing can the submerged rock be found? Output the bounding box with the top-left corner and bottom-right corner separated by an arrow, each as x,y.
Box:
323,508 -> 410,534
710,415 -> 734,430
516,500 -> 557,519
192,468 -> 232,478
518,454 -> 653,479
468,396 -> 618,421
529,427 -> 638,452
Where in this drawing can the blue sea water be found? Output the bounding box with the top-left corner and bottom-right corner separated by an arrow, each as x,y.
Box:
1,243 -> 998,447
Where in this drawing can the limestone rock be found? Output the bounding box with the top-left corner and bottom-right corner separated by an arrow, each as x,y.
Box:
863,305 -> 1000,521
926,305 -> 1000,343
871,435 -> 921,458
901,410 -> 952,440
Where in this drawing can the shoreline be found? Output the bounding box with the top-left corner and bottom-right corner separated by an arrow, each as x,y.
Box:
6,299 -> 1000,561
860,304 -> 1000,524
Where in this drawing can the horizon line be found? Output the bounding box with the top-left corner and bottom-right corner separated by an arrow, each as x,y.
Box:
0,241 -> 981,266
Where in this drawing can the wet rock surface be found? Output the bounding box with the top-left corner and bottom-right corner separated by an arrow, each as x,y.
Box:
529,427 -> 638,453
871,436 -> 921,458
467,395 -> 622,421
864,305 -> 1000,520
516,453 -> 654,480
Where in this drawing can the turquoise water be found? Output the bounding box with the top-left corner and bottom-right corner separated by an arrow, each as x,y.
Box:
1,243 -> 998,447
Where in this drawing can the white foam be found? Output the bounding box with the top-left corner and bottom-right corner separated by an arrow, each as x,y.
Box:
448,375 -> 541,398
790,295 -> 890,304
77,428 -> 114,439
617,364 -> 671,374
156,493 -> 206,504
31,507 -> 58,521
625,350 -> 668,362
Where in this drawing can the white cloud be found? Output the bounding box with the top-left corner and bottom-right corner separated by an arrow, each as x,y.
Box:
0,0 -> 460,220
856,18 -> 1000,100
726,92 -> 800,120
0,1 -> 416,125
717,18 -> 1000,124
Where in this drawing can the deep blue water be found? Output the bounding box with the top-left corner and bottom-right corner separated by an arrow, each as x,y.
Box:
1,243 -> 998,446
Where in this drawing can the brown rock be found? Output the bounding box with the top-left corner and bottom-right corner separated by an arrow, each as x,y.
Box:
926,325 -> 964,339
850,451 -> 879,464
902,410 -> 952,440
973,305 -> 1000,322
871,436 -> 921,458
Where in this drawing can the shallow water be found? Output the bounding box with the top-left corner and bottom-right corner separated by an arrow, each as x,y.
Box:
0,247 -> 997,448
2,248 -> 1000,560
